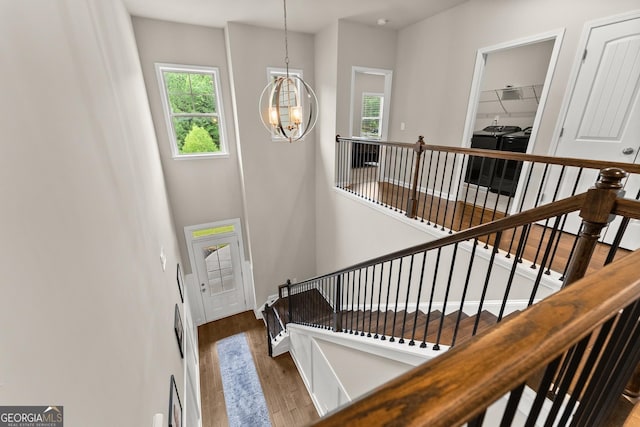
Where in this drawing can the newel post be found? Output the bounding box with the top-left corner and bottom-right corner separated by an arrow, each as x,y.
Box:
406,136 -> 426,218
286,279 -> 292,324
562,167 -> 627,288
333,275 -> 342,332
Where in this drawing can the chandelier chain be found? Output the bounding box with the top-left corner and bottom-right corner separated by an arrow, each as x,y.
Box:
283,0 -> 289,75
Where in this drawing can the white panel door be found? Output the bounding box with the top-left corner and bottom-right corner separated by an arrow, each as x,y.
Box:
193,236 -> 246,321
555,16 -> 640,249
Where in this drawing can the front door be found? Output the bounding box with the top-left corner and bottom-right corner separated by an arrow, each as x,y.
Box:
554,15 -> 640,249
192,236 -> 246,321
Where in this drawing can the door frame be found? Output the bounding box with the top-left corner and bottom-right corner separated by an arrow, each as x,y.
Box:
457,29 -> 565,215
348,66 -> 393,140
461,28 -> 565,154
549,10 -> 640,156
184,218 -> 255,323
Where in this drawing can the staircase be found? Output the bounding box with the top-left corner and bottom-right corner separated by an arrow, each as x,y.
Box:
266,288 -> 504,353
262,168 -> 640,425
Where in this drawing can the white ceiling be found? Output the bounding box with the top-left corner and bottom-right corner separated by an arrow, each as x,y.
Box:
123,0 -> 468,33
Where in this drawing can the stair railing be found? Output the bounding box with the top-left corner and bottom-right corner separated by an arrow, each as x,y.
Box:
314,248 -> 640,426
280,169 -> 635,353
336,135 -> 640,280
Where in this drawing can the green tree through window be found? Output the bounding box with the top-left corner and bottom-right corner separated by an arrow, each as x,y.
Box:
182,125 -> 218,153
157,65 -> 226,156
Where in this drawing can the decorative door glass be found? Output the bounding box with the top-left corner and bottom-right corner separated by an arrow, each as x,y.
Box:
202,244 -> 235,295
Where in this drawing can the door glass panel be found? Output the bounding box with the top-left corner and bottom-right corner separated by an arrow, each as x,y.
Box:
202,243 -> 236,295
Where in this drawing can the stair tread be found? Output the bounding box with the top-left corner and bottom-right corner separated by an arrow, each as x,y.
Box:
273,288 -> 504,350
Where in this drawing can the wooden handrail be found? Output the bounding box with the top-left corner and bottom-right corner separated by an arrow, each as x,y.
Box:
291,192 -> 586,287
336,135 -> 640,174
314,249 -> 640,427
614,198 -> 640,220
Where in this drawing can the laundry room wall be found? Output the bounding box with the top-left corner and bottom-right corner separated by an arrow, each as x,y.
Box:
473,39 -> 555,131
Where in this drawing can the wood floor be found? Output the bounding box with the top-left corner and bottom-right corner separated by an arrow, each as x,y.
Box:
345,175 -> 630,278
198,311 -> 319,427
200,311 -> 638,426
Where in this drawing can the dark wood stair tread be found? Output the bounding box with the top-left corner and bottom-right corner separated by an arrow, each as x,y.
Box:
274,288 -> 504,351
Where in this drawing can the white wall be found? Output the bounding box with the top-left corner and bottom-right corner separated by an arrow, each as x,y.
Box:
389,0 -> 640,153
314,23 -> 341,275
474,39 -> 555,130
480,40 -> 555,92
289,324 -> 425,416
336,21 -> 398,137
315,21 -> 404,275
0,1 -> 184,426
132,17 -> 247,270
226,23 -> 317,305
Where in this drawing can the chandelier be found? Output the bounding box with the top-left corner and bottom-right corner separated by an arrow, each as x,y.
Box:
259,0 -> 318,142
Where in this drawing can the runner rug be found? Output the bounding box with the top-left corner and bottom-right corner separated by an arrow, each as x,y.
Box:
217,333 -> 272,427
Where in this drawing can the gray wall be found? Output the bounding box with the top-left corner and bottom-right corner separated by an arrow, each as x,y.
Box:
316,20 -> 414,275
314,0 -> 639,276
0,1 -> 184,425
389,0 -> 640,153
474,39 -> 555,130
226,22 -> 317,305
132,17 -> 247,269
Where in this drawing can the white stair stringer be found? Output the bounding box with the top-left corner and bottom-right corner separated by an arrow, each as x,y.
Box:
262,297 -> 291,357
287,323 -> 567,424
271,330 -> 290,357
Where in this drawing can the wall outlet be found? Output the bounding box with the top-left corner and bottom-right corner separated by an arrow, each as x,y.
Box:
160,247 -> 167,272
400,122 -> 406,131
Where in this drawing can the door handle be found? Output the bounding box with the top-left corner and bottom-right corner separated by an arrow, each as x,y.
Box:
201,283 -> 205,287
622,147 -> 635,155
201,288 -> 206,293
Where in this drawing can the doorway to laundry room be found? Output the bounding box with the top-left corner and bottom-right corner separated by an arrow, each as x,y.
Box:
460,30 -> 564,214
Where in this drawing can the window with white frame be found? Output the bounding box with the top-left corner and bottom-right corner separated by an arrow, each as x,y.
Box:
155,63 -> 228,158
360,93 -> 384,139
266,67 -> 304,141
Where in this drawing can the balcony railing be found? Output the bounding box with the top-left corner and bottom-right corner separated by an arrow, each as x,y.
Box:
335,135 -> 640,279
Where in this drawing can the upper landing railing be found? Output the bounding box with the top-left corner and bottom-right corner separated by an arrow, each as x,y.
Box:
310,163 -> 640,426
335,135 -> 640,278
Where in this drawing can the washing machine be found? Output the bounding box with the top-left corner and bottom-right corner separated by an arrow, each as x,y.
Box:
465,125 -> 521,188
491,127 -> 531,196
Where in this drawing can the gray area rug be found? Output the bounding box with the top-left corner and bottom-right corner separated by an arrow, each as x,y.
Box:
217,333 -> 272,427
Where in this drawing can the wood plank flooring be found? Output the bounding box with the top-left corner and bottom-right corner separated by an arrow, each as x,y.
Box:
198,311 -> 319,427
344,176 -> 630,278
199,311 -> 638,426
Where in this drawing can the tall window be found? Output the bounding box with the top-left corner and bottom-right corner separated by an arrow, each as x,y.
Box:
267,67 -> 304,141
360,93 -> 384,139
155,64 -> 227,158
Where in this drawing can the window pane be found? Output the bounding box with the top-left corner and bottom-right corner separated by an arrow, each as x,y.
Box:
164,72 -> 216,113
165,72 -> 190,94
159,65 -> 227,157
189,74 -> 214,94
361,119 -> 380,138
193,94 -> 215,113
169,94 -> 194,113
363,95 -> 381,117
172,116 -> 220,154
